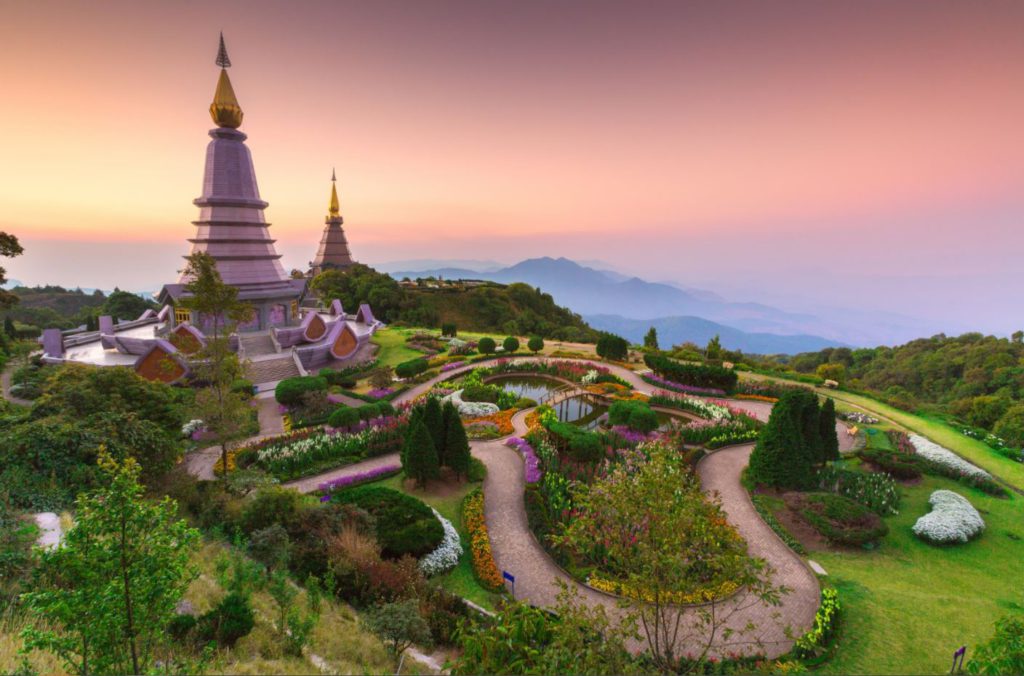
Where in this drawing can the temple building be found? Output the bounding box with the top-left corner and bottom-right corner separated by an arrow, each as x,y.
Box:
159,34 -> 306,331
309,169 -> 356,275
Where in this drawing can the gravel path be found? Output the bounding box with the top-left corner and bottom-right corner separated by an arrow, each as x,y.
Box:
1,362 -> 33,407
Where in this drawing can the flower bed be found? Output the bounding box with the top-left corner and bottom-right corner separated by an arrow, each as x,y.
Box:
441,360 -> 467,373
506,437 -> 542,483
463,488 -> 504,591
751,495 -> 807,555
908,434 -> 992,482
239,418 -> 406,480
648,392 -> 742,421
317,464 -> 401,495
912,490 -> 985,545
464,408 -> 516,438
794,587 -> 841,660
487,359 -> 632,388
587,574 -> 738,606
642,374 -> 726,397
816,466 -> 900,516
785,492 -> 888,546
419,508 -> 463,576
734,394 -> 778,403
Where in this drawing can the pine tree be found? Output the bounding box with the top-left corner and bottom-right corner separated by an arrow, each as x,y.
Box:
796,391 -> 823,469
445,414 -> 471,480
402,419 -> 439,488
644,326 -> 659,350
423,397 -> 445,455
819,398 -> 840,462
748,391 -> 818,489
439,401 -> 460,467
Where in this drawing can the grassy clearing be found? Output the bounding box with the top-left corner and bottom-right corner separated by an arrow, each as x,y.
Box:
364,473 -> 501,611
371,327 -> 425,368
792,474 -> 1024,674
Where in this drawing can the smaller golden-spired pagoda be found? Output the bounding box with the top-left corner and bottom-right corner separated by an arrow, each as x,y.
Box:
310,169 -> 356,275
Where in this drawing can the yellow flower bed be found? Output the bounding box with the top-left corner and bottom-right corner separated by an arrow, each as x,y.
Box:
463,489 -> 504,591
735,394 -> 778,403
585,382 -> 649,402
587,575 -> 739,605
212,447 -> 239,476
282,413 -> 294,432
524,409 -> 543,433
464,408 -> 516,436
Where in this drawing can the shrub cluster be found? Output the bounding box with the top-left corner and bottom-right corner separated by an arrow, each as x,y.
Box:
912,489 -> 985,545
794,587 -> 841,660
275,376 -> 328,406
545,421 -> 604,463
816,466 -> 900,516
395,358 -> 430,379
596,333 -> 629,361
786,492 -> 888,546
333,486 -> 444,558
748,390 -> 839,490
328,402 -> 395,429
607,400 -> 659,433
643,353 -> 738,392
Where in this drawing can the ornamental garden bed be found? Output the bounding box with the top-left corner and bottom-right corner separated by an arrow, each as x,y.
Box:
783,492 -> 889,548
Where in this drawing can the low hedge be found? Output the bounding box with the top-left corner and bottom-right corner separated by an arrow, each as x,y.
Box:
546,421 -> 604,463
275,376 -> 328,406
395,358 -> 430,379
644,353 -> 738,392
332,486 -> 443,559
786,492 -> 888,546
608,400 -> 659,433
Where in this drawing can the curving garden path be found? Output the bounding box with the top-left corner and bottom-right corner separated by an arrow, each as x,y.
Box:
280,356 -> 848,658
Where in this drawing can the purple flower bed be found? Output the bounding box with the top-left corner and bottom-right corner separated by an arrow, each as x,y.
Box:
608,425 -> 660,445
319,464 -> 401,495
506,437 -> 542,483
441,361 -> 466,373
642,373 -> 726,397
367,388 -> 394,399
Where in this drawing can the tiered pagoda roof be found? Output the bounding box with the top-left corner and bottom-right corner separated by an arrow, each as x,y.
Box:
310,169 -> 356,275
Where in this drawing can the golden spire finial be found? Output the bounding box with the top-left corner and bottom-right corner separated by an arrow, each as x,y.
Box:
209,33 -> 243,128
328,168 -> 341,217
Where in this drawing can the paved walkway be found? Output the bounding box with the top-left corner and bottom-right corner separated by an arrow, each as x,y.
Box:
283,360 -> 827,658
1,362 -> 33,407
184,396 -> 285,480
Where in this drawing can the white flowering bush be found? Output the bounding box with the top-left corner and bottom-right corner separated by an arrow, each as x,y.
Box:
912,490 -> 985,544
182,419 -> 204,438
443,389 -> 500,417
419,508 -> 463,576
909,434 -> 992,481
580,369 -> 600,385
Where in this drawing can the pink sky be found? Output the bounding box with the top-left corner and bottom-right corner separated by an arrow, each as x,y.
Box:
0,1 -> 1021,334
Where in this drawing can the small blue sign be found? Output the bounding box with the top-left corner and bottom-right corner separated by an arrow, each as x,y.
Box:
503,571 -> 515,584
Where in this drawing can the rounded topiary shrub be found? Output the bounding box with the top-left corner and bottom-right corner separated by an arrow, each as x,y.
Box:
462,384 -> 500,404
478,337 -> 496,354
328,406 -> 361,429
786,492 -> 888,546
333,486 -> 443,558
395,358 -> 429,379
503,336 -> 520,353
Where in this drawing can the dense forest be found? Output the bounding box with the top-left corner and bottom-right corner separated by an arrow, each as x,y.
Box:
3,285 -> 156,333
782,333 -> 1024,445
310,264 -> 600,342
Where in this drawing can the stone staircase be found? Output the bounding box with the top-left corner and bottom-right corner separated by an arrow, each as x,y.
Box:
246,355 -> 300,384
239,333 -> 277,358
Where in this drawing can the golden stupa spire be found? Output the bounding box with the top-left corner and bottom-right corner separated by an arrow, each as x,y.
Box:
210,33 -> 244,129
328,168 -> 341,217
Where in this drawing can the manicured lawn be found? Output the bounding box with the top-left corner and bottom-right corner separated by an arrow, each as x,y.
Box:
805,475 -> 1024,675
370,327 -> 424,368
362,472 -> 502,611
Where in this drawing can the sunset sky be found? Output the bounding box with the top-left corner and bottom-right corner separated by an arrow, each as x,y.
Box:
1,1 -> 1021,338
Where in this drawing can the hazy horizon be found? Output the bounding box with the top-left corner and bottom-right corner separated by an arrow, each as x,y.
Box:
2,1 -> 1021,341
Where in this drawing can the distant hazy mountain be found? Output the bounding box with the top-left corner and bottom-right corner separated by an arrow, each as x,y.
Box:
375,259 -> 503,275
388,256 -> 828,333
585,314 -> 842,355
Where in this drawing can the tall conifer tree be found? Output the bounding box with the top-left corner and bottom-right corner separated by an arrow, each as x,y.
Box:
819,398 -> 840,462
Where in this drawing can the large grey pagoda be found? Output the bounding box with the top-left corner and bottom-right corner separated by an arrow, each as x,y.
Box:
309,169 -> 356,275
160,34 -> 305,331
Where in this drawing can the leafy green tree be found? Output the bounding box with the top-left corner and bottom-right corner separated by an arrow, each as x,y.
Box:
644,326 -> 659,350
819,397 -> 840,462
179,252 -> 256,478
452,587 -> 641,675
994,404 -> 1024,448
478,337 -> 496,355
21,452 -> 200,675
309,264 -> 405,323
445,413 -> 471,479
4,316 -> 15,336
816,362 -> 847,383
441,323 -> 457,337
248,523 -> 291,574
553,443 -> 779,671
705,334 -> 722,360
0,232 -> 23,309
402,419 -> 440,487
364,599 -> 432,660
967,395 -> 1012,430
528,335 -> 544,353
267,569 -> 320,656
101,290 -> 155,321
967,614 -> 1024,675
503,336 -> 520,353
